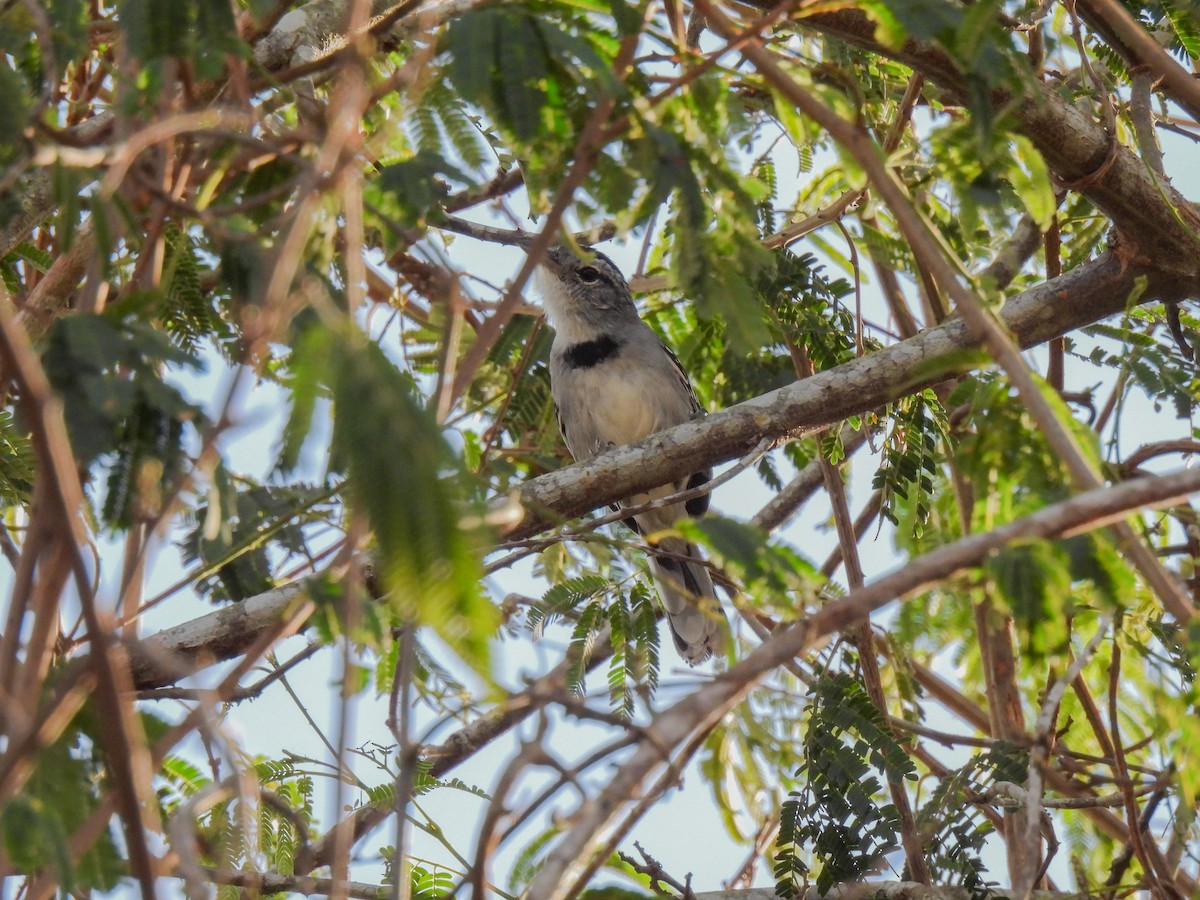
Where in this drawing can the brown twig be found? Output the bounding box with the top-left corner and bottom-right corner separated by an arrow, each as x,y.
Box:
619,841 -> 697,898
1076,0 -> 1200,123
1106,627 -> 1178,898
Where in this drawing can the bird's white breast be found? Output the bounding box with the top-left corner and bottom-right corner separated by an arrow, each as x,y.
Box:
560,358 -> 673,456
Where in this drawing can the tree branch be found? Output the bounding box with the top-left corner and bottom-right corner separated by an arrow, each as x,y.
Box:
1075,0 -> 1200,124
526,465 -> 1200,899
769,6 -> 1200,266
121,252 -> 1195,695
509,251 -> 1194,540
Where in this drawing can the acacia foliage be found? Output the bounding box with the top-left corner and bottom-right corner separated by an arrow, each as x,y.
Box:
1,0 -> 1200,897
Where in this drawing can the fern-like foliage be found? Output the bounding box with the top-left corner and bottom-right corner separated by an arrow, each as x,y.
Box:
507,826 -> 560,895
1084,308 -> 1200,421
1160,0 -> 1200,59
159,224 -> 231,352
529,576 -> 659,714
0,409 -> 33,511
182,755 -> 315,899
360,761 -> 489,808
762,250 -> 859,376
872,388 -> 950,538
916,742 -> 1026,897
606,584 -> 660,718
42,312 -> 205,528
411,77 -> 490,173
410,865 -> 455,899
774,672 -> 916,897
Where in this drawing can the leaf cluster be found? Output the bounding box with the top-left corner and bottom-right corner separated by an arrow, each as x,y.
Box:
42,312 -> 205,528
774,671 -> 915,896
529,575 -> 660,716
872,388 -> 950,539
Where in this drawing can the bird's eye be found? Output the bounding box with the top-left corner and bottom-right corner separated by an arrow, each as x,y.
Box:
577,266 -> 601,284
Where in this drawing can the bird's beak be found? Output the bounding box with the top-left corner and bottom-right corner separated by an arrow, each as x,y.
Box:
532,243 -> 573,276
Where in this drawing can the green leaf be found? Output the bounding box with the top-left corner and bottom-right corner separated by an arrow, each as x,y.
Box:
529,573 -> 610,637
278,324 -> 334,474
2,711 -> 125,891
0,55 -> 29,167
684,516 -> 819,595
0,409 -> 34,510
777,672 -> 912,894
443,2 -> 617,148
323,330 -> 495,670
985,539 -> 1072,658
1007,135 -> 1055,230
119,0 -> 238,77
1062,531 -> 1135,609
507,826 -> 561,895
378,151 -> 472,227
43,314 -> 204,525
1162,0 -> 1200,59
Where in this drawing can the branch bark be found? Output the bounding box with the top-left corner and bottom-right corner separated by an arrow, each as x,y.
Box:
121,251 -> 1196,695
693,885 -> 1081,900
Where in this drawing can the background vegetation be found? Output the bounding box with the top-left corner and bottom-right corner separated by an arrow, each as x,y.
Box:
1,0 -> 1200,897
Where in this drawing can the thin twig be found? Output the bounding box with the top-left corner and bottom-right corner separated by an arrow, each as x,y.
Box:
1130,67 -> 1167,178
388,626 -> 418,900
1021,613 -> 1114,896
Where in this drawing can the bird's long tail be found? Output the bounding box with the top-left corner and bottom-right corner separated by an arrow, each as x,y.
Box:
647,537 -> 727,665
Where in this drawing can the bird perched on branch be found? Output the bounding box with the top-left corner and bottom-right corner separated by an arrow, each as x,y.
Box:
534,243 -> 728,664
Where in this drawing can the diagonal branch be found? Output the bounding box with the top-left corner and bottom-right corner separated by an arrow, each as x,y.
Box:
525,465 -> 1200,899
760,5 -> 1200,266
122,252 -> 1197,695
709,4 -> 1197,627
1075,0 -> 1200,123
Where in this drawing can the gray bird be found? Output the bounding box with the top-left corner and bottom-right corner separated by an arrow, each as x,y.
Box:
534,244 -> 728,664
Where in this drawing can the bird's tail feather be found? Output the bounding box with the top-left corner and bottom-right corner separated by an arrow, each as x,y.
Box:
648,539 -> 727,665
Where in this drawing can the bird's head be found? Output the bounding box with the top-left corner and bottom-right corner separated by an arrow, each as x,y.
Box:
532,244 -> 639,332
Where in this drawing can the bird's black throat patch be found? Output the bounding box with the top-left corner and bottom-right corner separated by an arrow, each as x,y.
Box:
562,335 -> 621,369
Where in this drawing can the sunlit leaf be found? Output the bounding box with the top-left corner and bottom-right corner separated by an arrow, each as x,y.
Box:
323,330 -> 495,670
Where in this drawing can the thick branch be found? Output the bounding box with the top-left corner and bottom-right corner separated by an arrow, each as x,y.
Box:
774,6 -> 1200,267
509,252 -> 1194,540
127,583 -> 309,689
694,886 -> 1076,900
201,867 -> 385,900
124,252 -> 1194,693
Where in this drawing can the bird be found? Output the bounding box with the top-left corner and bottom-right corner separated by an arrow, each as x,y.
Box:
533,243 -> 729,664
